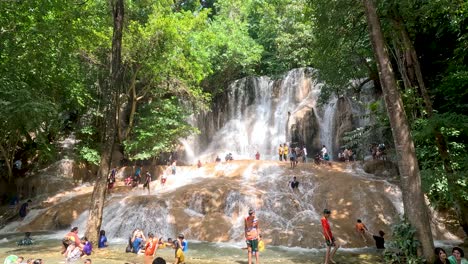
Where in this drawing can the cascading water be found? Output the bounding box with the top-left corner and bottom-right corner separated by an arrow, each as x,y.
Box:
316,97 -> 337,160
186,68 -> 333,163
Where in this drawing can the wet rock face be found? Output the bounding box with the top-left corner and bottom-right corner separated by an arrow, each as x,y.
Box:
8,161 -> 462,248
289,107 -> 321,153
363,160 -> 399,177
333,97 -> 354,156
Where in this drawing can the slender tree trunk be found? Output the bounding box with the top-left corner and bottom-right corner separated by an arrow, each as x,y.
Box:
85,0 -> 124,245
124,67 -> 141,141
362,0 -> 434,262
0,144 -> 13,182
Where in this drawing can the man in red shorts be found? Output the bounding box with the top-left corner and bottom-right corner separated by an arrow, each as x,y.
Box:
321,209 -> 340,264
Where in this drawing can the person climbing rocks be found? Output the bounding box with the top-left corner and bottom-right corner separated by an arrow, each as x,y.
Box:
143,171 -> 152,194
289,176 -> 299,190
18,199 -> 32,220
355,219 -> 369,242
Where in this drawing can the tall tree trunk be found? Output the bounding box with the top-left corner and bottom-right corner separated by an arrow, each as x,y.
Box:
391,16 -> 454,173
0,144 -> 13,182
362,0 -> 434,262
85,0 -> 124,245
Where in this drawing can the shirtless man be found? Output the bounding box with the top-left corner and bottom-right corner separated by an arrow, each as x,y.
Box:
245,209 -> 261,264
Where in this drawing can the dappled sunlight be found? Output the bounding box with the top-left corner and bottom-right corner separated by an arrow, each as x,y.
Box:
6,160 -> 463,253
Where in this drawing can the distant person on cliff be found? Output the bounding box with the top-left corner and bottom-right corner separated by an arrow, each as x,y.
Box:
171,161 -> 177,175
143,171 -> 152,194
107,167 -> 116,192
289,149 -> 296,169
295,146 -> 302,164
197,160 -> 202,168
302,145 -> 308,163
278,144 -> 283,161
18,199 -> 32,220
244,208 -> 260,264
283,143 -> 289,161
160,171 -> 168,187
355,219 -> 369,242
321,145 -> 328,158
372,230 -> 385,249
255,151 -> 260,160
135,166 -> 142,181
215,155 -> 221,162
321,209 -> 340,264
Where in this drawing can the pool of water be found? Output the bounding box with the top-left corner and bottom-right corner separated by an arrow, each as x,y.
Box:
0,232 -> 384,264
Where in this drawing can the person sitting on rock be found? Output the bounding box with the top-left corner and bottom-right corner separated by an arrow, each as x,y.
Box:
17,232 -> 34,246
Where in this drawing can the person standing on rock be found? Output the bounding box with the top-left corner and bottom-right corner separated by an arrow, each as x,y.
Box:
321,209 -> 339,264
302,145 -> 308,163
107,168 -> 116,192
18,199 -> 32,220
283,143 -> 289,162
278,144 -> 283,161
143,171 -> 152,194
321,145 -> 328,159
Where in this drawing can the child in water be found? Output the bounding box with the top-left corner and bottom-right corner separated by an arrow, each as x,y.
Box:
81,237 -> 93,256
98,230 -> 108,248
17,232 -> 34,246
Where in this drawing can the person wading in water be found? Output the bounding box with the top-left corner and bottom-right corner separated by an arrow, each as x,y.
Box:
245,208 -> 261,264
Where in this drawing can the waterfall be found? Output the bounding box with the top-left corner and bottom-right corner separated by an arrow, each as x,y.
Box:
189,68 -> 334,163
317,97 -> 337,160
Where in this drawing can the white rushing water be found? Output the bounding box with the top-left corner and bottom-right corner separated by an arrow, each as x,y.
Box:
185,68 -> 335,163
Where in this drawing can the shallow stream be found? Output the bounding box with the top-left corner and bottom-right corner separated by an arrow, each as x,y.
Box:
0,232 -> 383,264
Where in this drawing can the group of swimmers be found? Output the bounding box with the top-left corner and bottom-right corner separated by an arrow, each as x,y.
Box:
61,227 -> 97,264
125,228 -> 188,264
